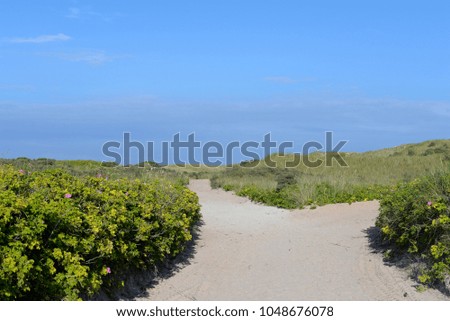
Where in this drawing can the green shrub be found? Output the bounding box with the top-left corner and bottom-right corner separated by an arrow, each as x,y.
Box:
0,166 -> 201,300
312,183 -> 389,206
237,185 -> 299,209
210,175 -> 221,189
239,159 -> 259,167
376,172 -> 450,286
275,171 -> 297,191
234,181 -> 388,209
222,184 -> 233,191
101,161 -> 119,167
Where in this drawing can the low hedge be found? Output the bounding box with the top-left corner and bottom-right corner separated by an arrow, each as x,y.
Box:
0,166 -> 201,300
376,172 -> 450,286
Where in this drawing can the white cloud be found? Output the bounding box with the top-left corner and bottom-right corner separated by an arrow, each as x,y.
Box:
9,33 -> 71,44
263,76 -> 297,84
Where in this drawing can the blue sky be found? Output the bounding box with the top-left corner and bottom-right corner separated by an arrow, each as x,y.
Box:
1,1 -> 449,162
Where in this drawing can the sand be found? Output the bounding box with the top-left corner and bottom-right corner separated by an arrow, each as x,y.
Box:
140,179 -> 447,301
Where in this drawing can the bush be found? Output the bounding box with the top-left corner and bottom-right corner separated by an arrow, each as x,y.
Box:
312,183 -> 389,206
275,171 -> 296,191
376,172 -> 450,286
101,161 -> 119,168
0,166 -> 201,300
237,185 -> 299,209
210,175 -> 221,189
232,181 -> 389,210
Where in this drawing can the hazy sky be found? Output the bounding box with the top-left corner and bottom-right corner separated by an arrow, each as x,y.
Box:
1,1 -> 449,162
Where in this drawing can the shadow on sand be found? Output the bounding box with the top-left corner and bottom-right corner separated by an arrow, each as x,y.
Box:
364,225 -> 450,296
92,220 -> 204,301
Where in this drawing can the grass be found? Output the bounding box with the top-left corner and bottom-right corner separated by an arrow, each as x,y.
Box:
0,158 -> 189,185
6,139 -> 448,209
205,139 -> 450,208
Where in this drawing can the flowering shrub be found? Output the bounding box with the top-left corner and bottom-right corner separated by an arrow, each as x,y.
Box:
376,172 -> 450,286
0,166 -> 200,300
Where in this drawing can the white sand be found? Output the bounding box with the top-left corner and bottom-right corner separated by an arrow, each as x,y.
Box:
142,179 -> 447,301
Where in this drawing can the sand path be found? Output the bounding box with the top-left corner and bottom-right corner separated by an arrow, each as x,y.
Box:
142,179 -> 447,300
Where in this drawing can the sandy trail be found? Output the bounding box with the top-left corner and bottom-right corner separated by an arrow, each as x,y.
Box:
142,179 -> 447,301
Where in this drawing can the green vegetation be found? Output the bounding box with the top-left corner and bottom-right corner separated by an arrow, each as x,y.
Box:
1,139 -> 449,296
209,139 -> 450,209
0,162 -> 200,300
376,172 -> 450,287
0,158 -> 189,185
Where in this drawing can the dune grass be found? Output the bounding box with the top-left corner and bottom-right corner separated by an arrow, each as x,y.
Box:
0,158 -> 189,185
207,139 -> 450,208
